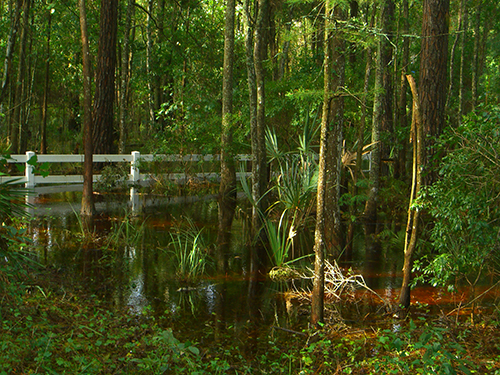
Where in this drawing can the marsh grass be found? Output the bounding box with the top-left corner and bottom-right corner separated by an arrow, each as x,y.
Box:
105,210 -> 146,250
167,217 -> 212,281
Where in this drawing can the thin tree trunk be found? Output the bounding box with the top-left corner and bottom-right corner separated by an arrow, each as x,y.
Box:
471,3 -> 482,110
244,0 -> 258,237
0,0 -> 22,105
253,0 -> 269,207
118,0 -> 133,154
278,8 -> 291,80
10,0 -> 30,154
40,7 -> 53,154
458,3 -> 468,123
146,0 -> 155,128
364,0 -> 394,237
346,4 -> 375,258
398,75 -> 423,309
79,0 -> 95,217
312,2 -> 344,326
324,6 -> 345,257
446,0 -> 465,114
217,0 -> 237,273
395,0 -> 409,180
249,0 -> 269,272
380,0 -> 394,174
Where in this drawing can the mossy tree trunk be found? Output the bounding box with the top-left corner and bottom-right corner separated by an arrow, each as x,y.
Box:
217,0 -> 237,273
79,0 -> 95,217
312,2 -> 345,326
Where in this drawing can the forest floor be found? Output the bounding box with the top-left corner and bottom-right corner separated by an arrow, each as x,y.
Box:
2,261 -> 500,374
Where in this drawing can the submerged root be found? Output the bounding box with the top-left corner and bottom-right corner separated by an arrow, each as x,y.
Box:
285,260 -> 389,308
323,261 -> 388,308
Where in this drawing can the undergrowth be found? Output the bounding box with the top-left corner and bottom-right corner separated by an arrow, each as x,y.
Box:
2,255 -> 500,374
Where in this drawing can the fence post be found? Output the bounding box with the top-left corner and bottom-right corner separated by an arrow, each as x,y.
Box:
131,151 -> 140,183
25,151 -> 35,188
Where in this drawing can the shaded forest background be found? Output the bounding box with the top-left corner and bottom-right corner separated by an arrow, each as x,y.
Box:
1,0 -> 500,313
1,0 -> 497,157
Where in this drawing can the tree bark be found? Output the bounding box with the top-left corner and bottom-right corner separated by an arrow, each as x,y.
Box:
471,3 -> 482,110
458,2 -> 468,124
79,0 -> 95,217
248,0 -> 269,272
395,0 -> 409,180
446,0 -> 465,115
92,0 -> 118,155
10,0 -> 31,154
0,0 -> 22,105
40,7 -> 53,154
217,0 -> 237,273
419,0 -> 450,183
146,0 -> 155,127
363,0 -> 394,237
346,4 -> 375,258
323,6 -> 345,257
312,2 -> 345,326
118,0 -> 133,154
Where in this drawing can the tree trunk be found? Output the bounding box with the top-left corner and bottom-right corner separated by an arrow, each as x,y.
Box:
0,0 -> 22,105
380,0 -> 394,171
364,0 -> 394,237
458,3 -> 468,124
395,0 -> 409,180
446,0 -> 465,115
79,0 -> 95,217
346,4 -> 375,259
10,0 -> 30,154
146,0 -> 155,128
323,6 -> 345,257
217,0 -> 237,273
471,3 -> 482,110
419,0 -> 450,183
312,2 -> 345,326
249,0 -> 269,272
398,75 -> 423,309
92,0 -> 118,155
40,6 -> 53,154
118,0 -> 133,154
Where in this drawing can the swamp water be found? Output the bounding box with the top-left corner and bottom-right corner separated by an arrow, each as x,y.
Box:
23,190 -> 486,348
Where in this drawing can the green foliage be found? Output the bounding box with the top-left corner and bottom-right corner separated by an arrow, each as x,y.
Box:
95,164 -> 129,192
167,217 -> 212,281
367,319 -> 475,374
260,126 -> 318,267
264,213 -> 296,267
417,106 -> 500,288
132,329 -> 202,373
0,168 -> 33,311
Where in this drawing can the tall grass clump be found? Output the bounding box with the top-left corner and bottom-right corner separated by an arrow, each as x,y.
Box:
105,210 -> 146,249
168,217 -> 212,281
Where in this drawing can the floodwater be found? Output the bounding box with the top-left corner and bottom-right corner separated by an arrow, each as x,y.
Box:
23,190 -> 497,345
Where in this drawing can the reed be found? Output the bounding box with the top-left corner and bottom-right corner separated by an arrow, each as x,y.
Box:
168,217 -> 212,281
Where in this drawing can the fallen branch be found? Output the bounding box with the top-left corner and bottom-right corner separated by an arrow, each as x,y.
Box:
271,325 -> 308,337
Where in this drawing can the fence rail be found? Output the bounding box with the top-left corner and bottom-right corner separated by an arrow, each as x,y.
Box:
1,151 -> 252,188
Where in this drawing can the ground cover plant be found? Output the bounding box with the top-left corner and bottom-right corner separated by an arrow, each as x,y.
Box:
2,225 -> 500,374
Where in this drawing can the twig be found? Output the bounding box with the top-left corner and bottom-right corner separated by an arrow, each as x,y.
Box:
447,280 -> 500,316
271,325 -> 307,337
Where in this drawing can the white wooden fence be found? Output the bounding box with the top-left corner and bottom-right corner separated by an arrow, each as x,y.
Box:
1,151 -> 252,188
